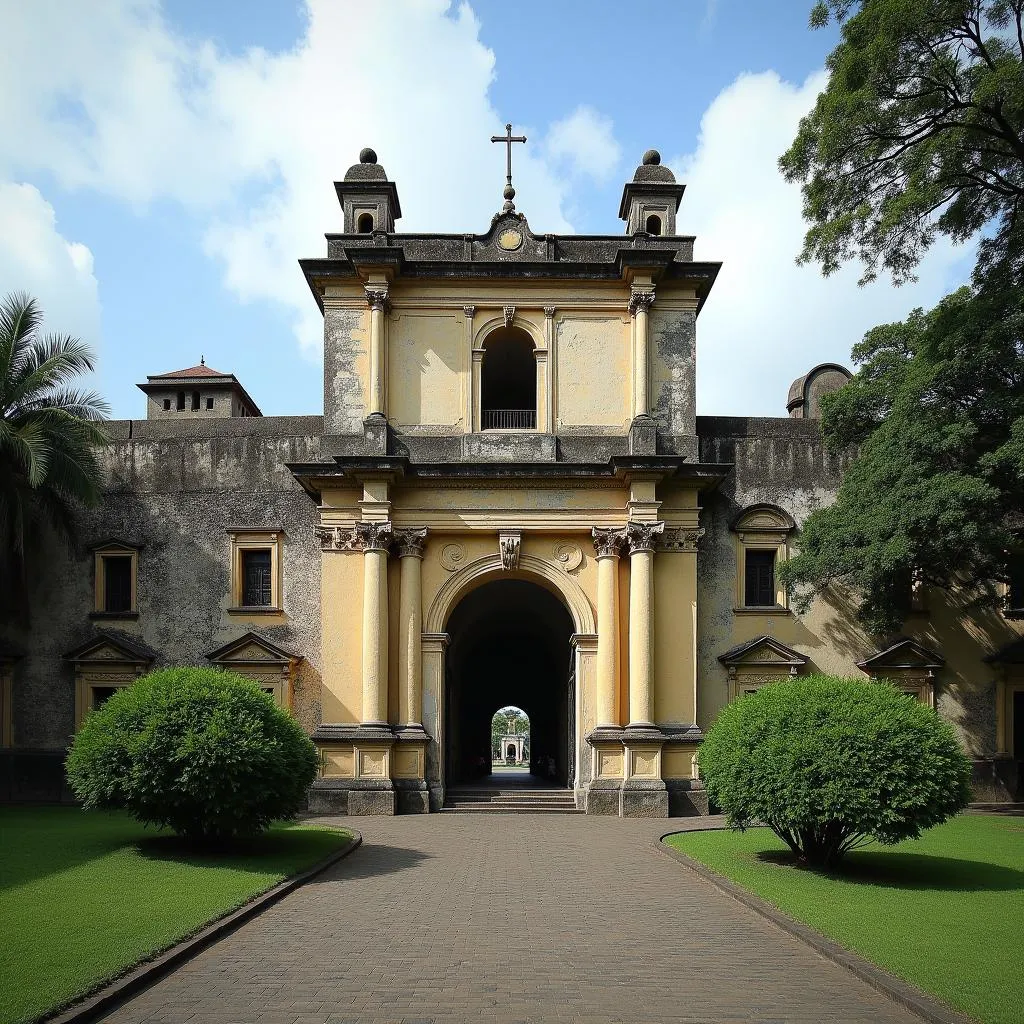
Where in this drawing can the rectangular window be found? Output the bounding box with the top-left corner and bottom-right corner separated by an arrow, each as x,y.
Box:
242,549 -> 273,607
176,391 -> 185,410
744,549 -> 776,607
206,396 -> 214,409
103,556 -> 133,613
91,686 -> 119,711
191,391 -> 200,411
1008,554 -> 1024,611
162,398 -> 171,410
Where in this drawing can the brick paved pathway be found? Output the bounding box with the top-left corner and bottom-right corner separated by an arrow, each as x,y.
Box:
102,815 -> 923,1024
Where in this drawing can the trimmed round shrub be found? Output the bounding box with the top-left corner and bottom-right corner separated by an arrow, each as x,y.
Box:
66,667 -> 319,840
697,675 -> 972,868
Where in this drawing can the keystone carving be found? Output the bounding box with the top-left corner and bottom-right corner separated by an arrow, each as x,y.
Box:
591,527 -> 628,559
503,304 -> 516,328
393,527 -> 428,558
626,521 -> 665,553
498,530 -> 521,571
658,527 -> 706,552
365,288 -> 390,313
628,291 -> 655,316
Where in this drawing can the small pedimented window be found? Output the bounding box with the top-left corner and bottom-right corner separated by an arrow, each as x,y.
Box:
732,506 -> 795,612
91,540 -> 141,619
718,635 -> 809,700
858,638 -> 942,706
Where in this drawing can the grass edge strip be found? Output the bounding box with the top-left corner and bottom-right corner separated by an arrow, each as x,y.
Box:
656,833 -> 979,1024
37,831 -> 363,1024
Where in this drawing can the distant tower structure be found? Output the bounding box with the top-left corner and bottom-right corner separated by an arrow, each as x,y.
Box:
138,362 -> 262,419
787,363 -> 853,418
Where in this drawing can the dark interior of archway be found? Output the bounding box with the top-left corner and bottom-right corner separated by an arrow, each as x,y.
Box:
446,579 -> 574,786
481,327 -> 536,413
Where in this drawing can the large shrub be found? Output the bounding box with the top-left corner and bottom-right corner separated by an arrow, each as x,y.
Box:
67,667 -> 318,840
697,675 -> 972,868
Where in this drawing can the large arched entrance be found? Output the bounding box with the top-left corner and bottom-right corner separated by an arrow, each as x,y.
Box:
445,578 -> 574,787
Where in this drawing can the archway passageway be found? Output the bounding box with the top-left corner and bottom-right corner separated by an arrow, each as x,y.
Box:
445,579 -> 574,788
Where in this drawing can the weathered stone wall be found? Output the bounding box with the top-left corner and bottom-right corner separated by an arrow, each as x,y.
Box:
1,416 -> 324,759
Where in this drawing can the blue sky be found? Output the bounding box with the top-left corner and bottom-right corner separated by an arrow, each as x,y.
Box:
0,1 -> 973,419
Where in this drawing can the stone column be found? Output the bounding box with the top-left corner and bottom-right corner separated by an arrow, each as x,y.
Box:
365,288 -> 389,416
629,290 -> 654,419
592,527 -> 627,728
626,521 -> 664,728
357,520 -> 392,725
395,528 -> 428,728
471,347 -> 485,432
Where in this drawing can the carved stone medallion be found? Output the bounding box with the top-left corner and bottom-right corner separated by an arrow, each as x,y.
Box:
439,542 -> 467,572
552,542 -> 583,573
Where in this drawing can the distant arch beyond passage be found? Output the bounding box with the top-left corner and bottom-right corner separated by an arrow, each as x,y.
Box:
424,553 -> 596,636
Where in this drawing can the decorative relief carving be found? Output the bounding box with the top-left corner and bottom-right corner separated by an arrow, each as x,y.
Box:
552,542 -> 583,573
658,527 -> 705,552
393,527 -> 428,559
626,521 -> 665,553
498,530 -> 521,571
462,305 -> 476,319
364,288 -> 390,313
503,304 -> 516,328
315,526 -> 361,551
543,305 -> 556,319
628,290 -> 655,316
591,527 -> 628,558
439,542 -> 467,572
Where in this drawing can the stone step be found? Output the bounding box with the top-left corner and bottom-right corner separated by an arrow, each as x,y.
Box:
440,805 -> 584,814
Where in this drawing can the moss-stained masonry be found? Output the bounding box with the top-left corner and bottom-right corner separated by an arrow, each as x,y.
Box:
3,148 -> 1022,808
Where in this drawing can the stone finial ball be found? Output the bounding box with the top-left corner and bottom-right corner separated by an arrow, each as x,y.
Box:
503,184 -> 516,200
642,149 -> 661,166
359,147 -> 378,164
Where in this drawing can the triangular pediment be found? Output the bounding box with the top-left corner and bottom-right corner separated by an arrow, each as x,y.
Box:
91,537 -> 143,553
718,635 -> 808,668
857,638 -> 943,673
63,631 -> 157,666
205,631 -> 298,666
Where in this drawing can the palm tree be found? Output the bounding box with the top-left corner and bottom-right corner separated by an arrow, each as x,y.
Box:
0,292 -> 109,610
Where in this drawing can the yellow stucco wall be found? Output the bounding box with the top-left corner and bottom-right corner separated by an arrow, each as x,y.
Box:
388,310 -> 465,430
555,316 -> 630,431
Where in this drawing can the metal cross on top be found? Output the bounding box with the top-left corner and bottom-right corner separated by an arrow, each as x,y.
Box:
491,122 -> 526,213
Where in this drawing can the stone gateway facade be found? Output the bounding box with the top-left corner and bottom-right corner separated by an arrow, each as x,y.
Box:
3,147 -> 1023,812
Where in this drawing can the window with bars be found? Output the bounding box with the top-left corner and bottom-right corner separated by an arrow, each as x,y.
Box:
102,556 -> 133,613
242,549 -> 273,607
744,549 -> 776,607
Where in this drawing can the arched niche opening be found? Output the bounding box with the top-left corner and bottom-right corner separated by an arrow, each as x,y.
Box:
645,214 -> 662,235
481,326 -> 536,430
445,578 -> 573,786
357,212 -> 374,233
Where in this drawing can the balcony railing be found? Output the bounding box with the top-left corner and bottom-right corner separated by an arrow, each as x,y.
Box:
482,408 -> 536,430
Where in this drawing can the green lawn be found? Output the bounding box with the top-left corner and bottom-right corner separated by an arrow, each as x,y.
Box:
665,815 -> 1023,1024
0,807 -> 351,1024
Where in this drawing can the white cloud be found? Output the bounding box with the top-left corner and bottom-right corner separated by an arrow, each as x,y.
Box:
543,106 -> 622,183
0,183 -> 101,354
0,0 -> 599,357
669,70 -> 973,416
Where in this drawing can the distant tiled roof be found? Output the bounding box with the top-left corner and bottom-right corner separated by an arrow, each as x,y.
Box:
148,364 -> 229,380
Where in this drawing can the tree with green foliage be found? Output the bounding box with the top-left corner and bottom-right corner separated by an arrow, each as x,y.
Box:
781,0 -> 1024,285
0,292 -> 108,606
777,1 -> 1024,633
67,668 -> 319,841
697,676 -> 972,868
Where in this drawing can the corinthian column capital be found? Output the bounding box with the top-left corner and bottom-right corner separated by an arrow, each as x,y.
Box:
592,527 -> 628,559
355,520 -> 393,552
628,290 -> 655,316
365,288 -> 391,313
394,527 -> 428,558
626,520 -> 665,553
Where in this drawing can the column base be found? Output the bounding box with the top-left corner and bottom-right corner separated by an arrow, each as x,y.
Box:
308,778 -> 397,816
620,780 -> 669,818
585,780 -> 622,816
394,777 -> 430,814
666,778 -> 708,816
